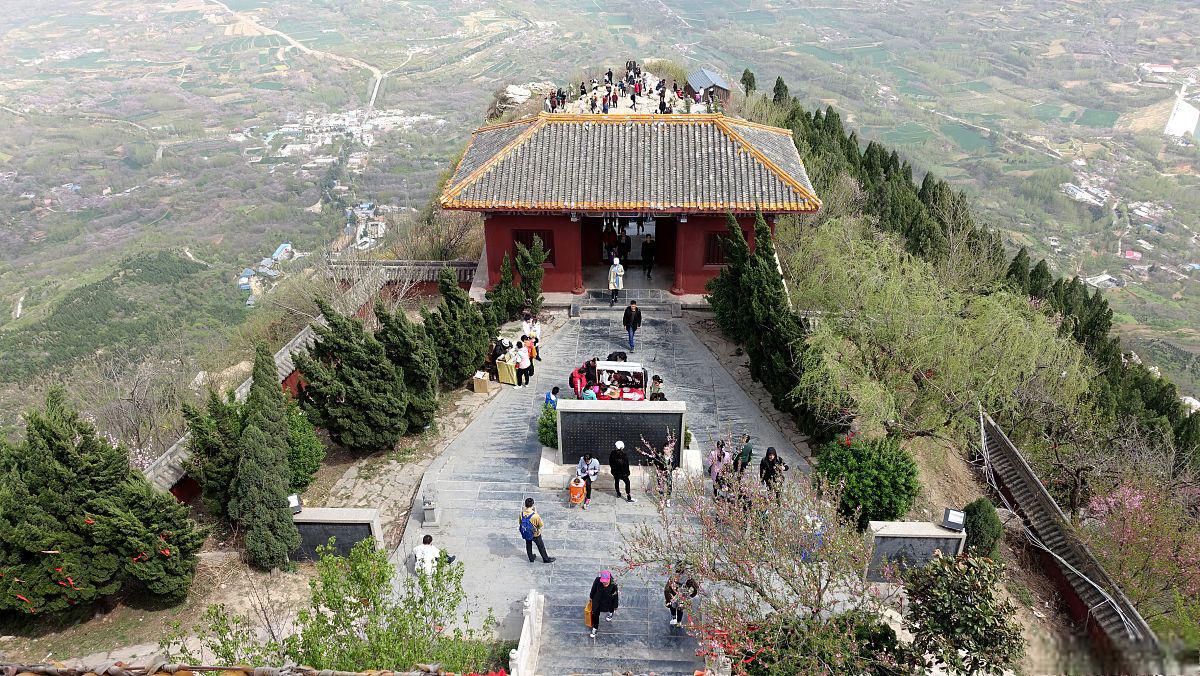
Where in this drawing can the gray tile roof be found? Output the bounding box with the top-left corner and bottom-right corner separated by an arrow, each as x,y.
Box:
687,67 -> 731,92
441,113 -> 820,213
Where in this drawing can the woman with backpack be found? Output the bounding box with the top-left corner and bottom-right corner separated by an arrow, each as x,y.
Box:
759,446 -> 789,491
587,570 -> 620,638
664,569 -> 699,627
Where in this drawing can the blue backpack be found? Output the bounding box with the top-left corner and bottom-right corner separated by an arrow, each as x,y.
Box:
519,512 -> 535,541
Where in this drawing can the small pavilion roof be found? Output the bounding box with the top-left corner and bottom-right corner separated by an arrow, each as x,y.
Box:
687,67 -> 731,92
439,113 -> 820,214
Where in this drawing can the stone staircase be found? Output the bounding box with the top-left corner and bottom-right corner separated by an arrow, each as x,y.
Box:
534,559 -> 704,675
571,289 -> 682,318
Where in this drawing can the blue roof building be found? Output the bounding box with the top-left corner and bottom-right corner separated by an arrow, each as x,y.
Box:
272,242 -> 293,260
685,67 -> 732,105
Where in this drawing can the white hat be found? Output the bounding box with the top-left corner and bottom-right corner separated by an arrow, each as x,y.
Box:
613,257 -> 620,265
615,441 -> 625,449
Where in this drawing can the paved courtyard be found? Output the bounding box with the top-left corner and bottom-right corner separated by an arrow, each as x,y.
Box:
392,306 -> 807,675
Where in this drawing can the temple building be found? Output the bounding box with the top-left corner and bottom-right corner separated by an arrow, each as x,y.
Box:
440,113 -> 820,296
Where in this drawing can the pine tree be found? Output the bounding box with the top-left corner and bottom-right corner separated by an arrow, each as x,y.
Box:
425,268 -> 491,387
740,68 -> 756,95
515,236 -> 550,315
230,344 -> 301,570
1029,259 -> 1053,299
285,400 -> 325,492
1005,247 -> 1031,293
182,389 -> 244,518
705,213 -> 753,343
295,299 -> 410,453
0,389 -> 203,616
484,252 -> 522,321
772,76 -> 790,104
375,301 -> 441,430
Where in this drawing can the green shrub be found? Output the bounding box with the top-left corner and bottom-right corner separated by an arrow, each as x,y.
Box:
964,497 -> 1003,559
537,404 -> 558,448
286,400 -> 325,492
815,434 -> 919,530
904,554 -> 1024,674
484,253 -> 523,321
514,236 -> 549,315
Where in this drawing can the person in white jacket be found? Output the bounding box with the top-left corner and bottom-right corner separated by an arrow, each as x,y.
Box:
413,534 -> 455,576
577,453 -> 601,509
608,258 -> 624,307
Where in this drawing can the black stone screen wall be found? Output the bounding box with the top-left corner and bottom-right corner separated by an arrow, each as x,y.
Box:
559,410 -> 683,467
866,535 -> 963,582
293,520 -> 374,561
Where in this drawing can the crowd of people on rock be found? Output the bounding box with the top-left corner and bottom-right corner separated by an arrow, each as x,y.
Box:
541,60 -> 721,116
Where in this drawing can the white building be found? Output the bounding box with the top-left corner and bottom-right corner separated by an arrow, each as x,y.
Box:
1164,89 -> 1200,138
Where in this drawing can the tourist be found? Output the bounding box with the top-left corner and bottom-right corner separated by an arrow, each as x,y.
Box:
616,231 -> 632,262
648,374 -> 664,400
577,452 -> 600,509
663,569 -> 699,627
733,433 -> 753,474
608,257 -> 625,307
588,570 -> 620,638
590,95 -> 597,113
652,443 -> 673,507
580,81 -> 586,97
581,387 -> 598,400
606,68 -> 613,84
759,446 -> 789,491
514,339 -> 532,388
545,386 -> 560,409
519,498 -> 555,563
522,314 -> 542,360
585,357 -> 599,387
569,365 -> 586,398
707,440 -> 733,496
602,98 -> 609,114
413,534 -> 456,576
641,234 -> 656,278
623,300 -> 641,351
522,334 -> 538,375
610,440 -> 635,502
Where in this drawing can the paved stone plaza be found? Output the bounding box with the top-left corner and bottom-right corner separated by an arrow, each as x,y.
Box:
392,306 -> 808,675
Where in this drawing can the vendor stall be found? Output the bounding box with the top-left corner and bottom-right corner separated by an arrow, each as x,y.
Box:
592,360 -> 648,401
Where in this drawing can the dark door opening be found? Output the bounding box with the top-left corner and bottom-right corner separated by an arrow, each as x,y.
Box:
580,214 -> 676,290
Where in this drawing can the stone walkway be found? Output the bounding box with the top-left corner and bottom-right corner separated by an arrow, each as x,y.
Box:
392,306 -> 807,675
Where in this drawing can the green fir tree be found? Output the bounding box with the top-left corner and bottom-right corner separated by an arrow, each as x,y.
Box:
295,299 -> 410,453
424,268 -> 491,387
1028,259 -> 1053,299
0,389 -> 203,617
229,344 -> 301,570
182,389 -> 244,518
515,235 -> 550,315
1005,247 -> 1031,293
740,68 -> 756,95
772,76 -> 790,104
705,213 -> 754,343
484,253 -> 523,321
375,301 -> 441,430
285,400 -> 325,492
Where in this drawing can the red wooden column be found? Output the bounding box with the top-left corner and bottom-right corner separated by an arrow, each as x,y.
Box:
671,220 -> 686,296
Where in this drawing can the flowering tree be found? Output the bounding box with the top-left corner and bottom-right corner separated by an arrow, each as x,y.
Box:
1081,480 -> 1200,643
620,468 -> 903,673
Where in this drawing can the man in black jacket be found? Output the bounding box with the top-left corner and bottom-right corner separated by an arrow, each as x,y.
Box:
640,234 -> 656,278
623,300 -> 642,351
609,440 -> 635,502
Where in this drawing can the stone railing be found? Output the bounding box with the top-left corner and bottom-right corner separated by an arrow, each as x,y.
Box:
508,588 -> 545,676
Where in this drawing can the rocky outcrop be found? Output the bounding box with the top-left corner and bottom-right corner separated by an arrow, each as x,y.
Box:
486,81 -> 556,120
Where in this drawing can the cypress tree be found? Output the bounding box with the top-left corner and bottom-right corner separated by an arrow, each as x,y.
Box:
0,389 -> 203,616
484,252 -> 522,321
740,68 -> 756,95
295,299 -> 410,453
1028,260 -> 1053,299
1005,247 -> 1031,293
375,301 -> 441,430
425,268 -> 491,387
515,235 -> 550,315
230,344 -> 301,570
182,389 -> 244,518
772,76 -> 790,104
705,213 -> 753,343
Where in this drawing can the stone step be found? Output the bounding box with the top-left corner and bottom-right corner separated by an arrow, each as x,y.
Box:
571,303 -> 682,318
